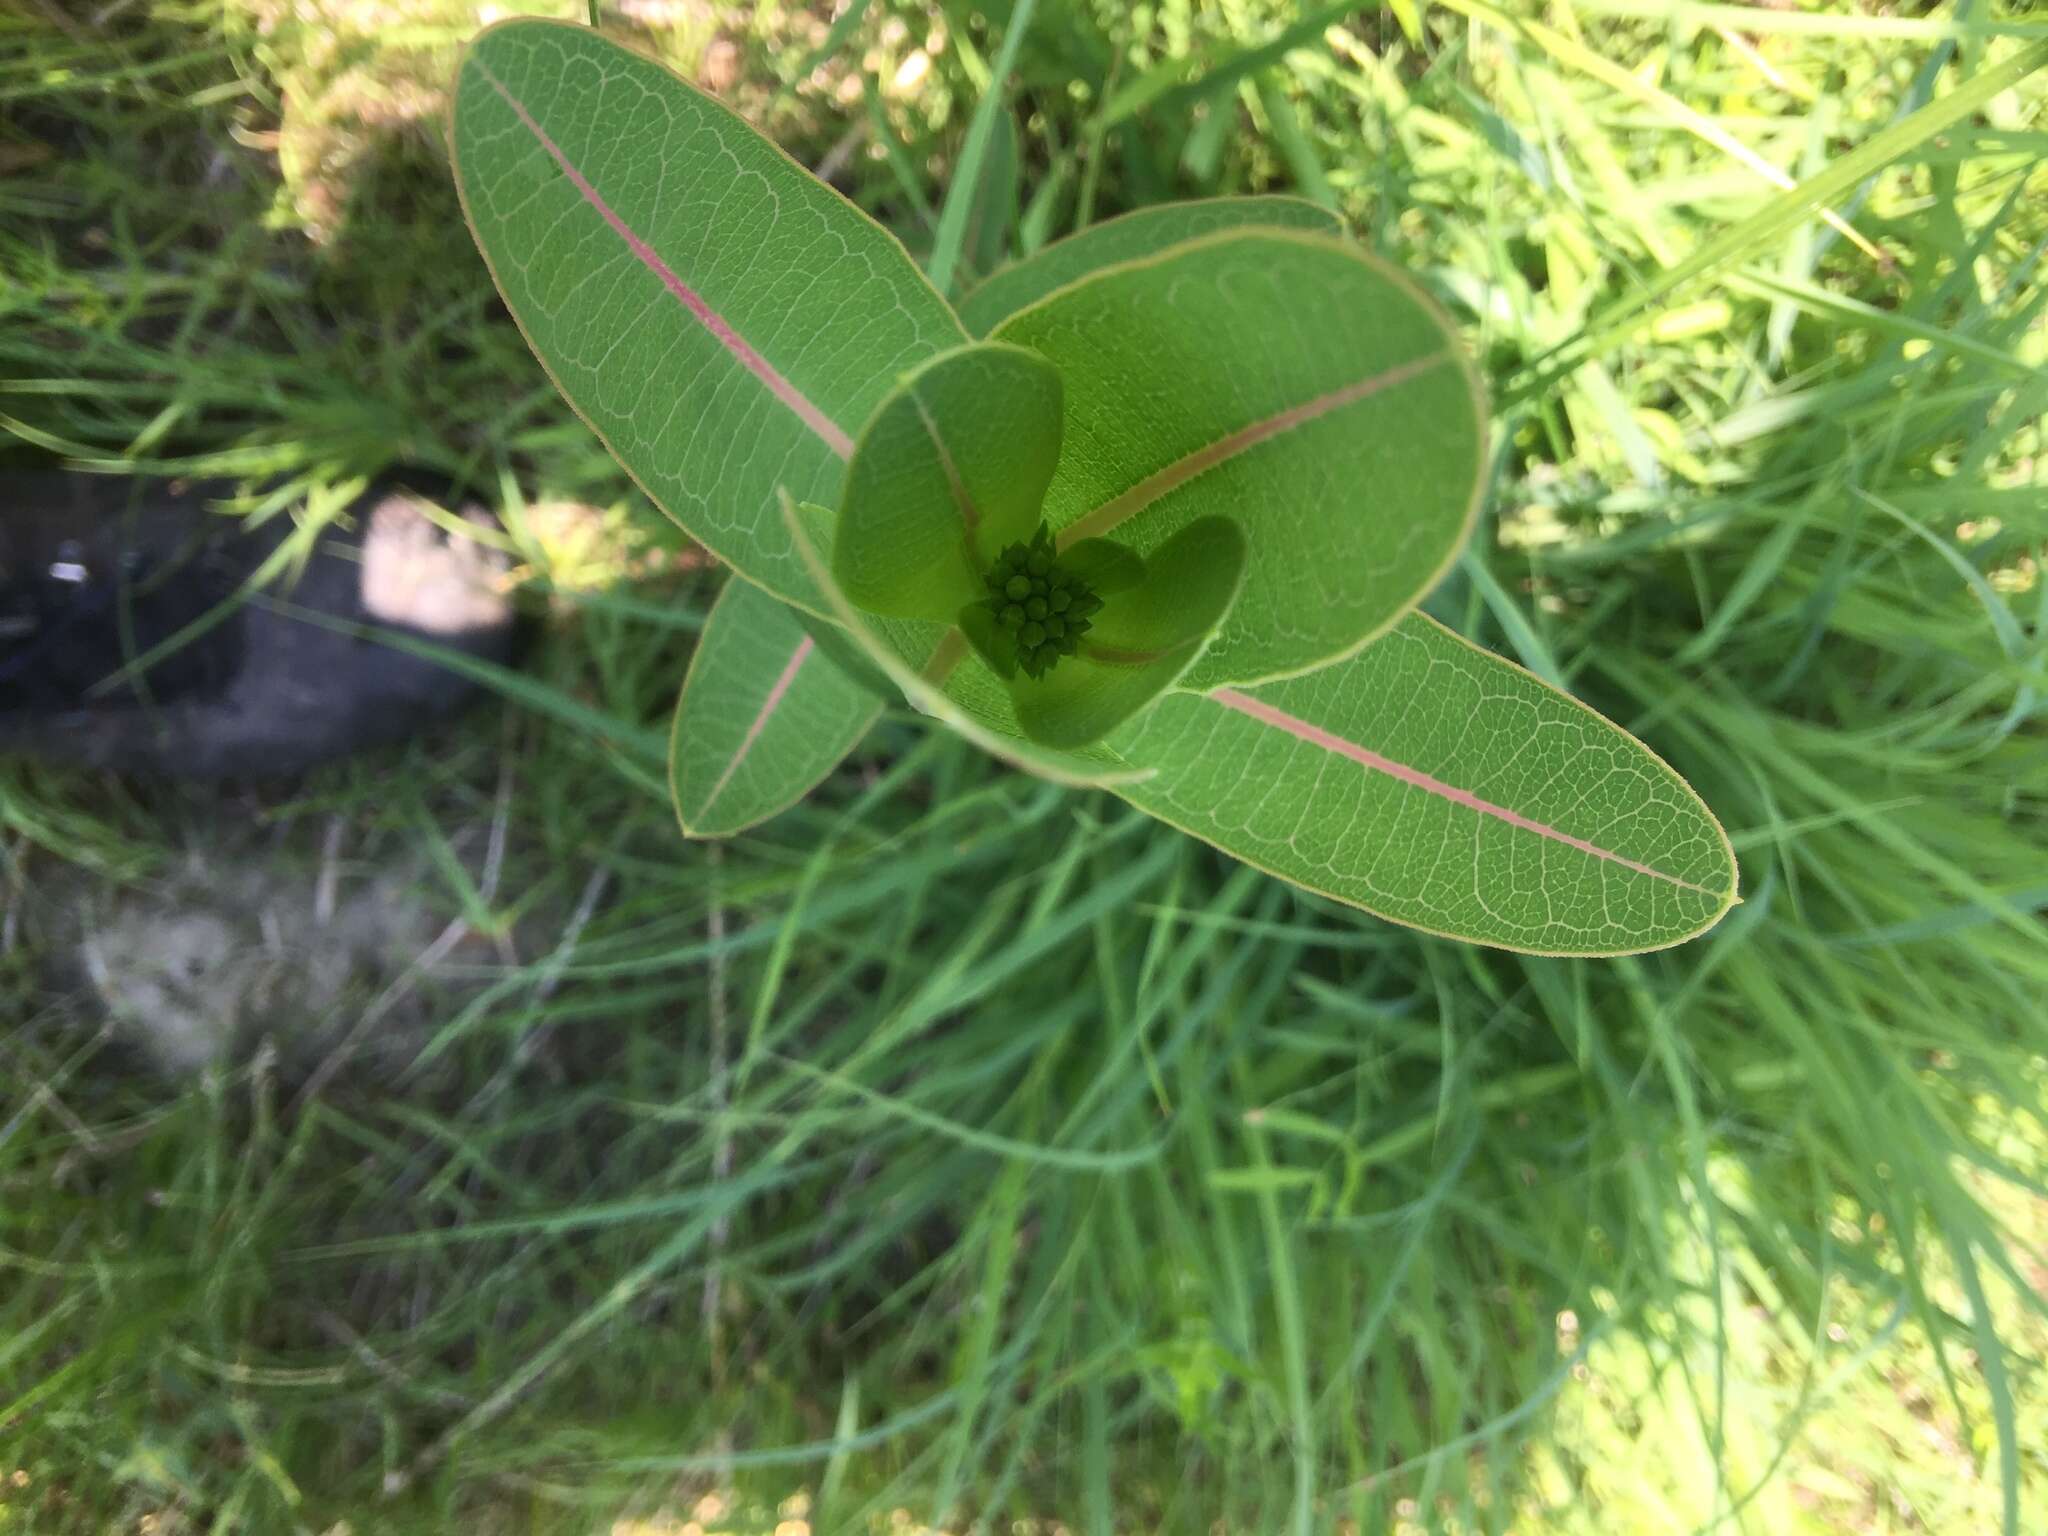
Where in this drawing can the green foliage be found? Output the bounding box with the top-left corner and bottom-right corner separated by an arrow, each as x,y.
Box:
994,516 -> 1247,746
833,343 -> 1062,623
969,526 -> 1110,681
985,227 -> 1485,688
450,20 -> 965,610
450,19 -> 1733,955
786,495 -> 1150,787
670,577 -> 882,838
1111,614 -> 1736,954
954,195 -> 1344,336
5,4 -> 2047,1535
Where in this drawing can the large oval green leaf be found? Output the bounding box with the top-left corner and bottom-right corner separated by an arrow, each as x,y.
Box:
955,195 -> 1344,338
670,577 -> 882,838
451,20 -> 965,610
992,229 -> 1486,691
1107,615 -> 1738,955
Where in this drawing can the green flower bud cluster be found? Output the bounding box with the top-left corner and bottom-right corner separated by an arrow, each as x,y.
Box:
980,526 -> 1102,679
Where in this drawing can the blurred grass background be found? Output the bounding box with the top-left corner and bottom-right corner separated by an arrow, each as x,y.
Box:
2,1 -> 2046,1532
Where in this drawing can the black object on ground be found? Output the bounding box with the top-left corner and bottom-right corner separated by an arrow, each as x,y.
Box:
1,472 -> 516,777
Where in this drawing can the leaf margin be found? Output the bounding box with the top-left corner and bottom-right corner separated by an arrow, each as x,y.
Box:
447,16 -> 970,616
989,224 -> 1492,692
781,493 -> 1155,789
669,573 -> 884,840
1109,612 -> 1740,958
833,338 -> 1066,623
956,192 -> 1347,338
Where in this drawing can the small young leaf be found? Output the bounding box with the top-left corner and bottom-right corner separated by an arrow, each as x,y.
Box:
783,496 -> 1151,788
993,229 -> 1486,689
958,603 -> 1019,680
451,21 -> 966,611
1107,614 -> 1738,955
670,578 -> 882,838
1059,537 -> 1145,594
835,343 -> 1064,623
1012,517 -> 1248,750
956,195 -> 1343,337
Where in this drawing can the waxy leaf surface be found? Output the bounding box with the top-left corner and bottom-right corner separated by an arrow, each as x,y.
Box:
993,229 -> 1486,689
1107,615 -> 1738,955
835,343 -> 1063,622
1009,517 -> 1248,749
452,20 -> 965,610
956,196 -> 1343,337
784,498 -> 1149,787
671,577 -> 881,838
454,27 -> 1734,954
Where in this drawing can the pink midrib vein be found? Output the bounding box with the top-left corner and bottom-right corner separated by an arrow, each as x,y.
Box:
1209,688 -> 1718,895
476,61 -> 854,461
699,636 -> 814,818
1055,350 -> 1455,549
920,352 -> 1458,685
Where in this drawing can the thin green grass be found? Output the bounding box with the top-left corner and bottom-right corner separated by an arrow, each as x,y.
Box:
3,3 -> 2046,1534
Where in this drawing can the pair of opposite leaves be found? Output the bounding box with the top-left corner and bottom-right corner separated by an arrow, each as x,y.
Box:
450,19 -> 1738,956
829,337 -> 1248,753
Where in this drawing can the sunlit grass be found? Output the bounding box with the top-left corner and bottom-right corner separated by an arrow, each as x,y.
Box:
2,2 -> 2044,1533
